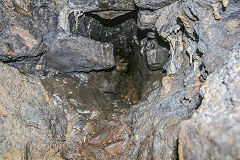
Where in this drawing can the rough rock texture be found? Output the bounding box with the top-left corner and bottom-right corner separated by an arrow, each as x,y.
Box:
128,0 -> 240,159
137,10 -> 157,30
58,0 -> 135,33
179,49 -> 240,160
0,0 -> 240,159
77,12 -> 138,58
135,0 -> 178,9
179,0 -> 240,73
0,62 -> 67,160
128,71 -> 201,159
67,0 -> 135,11
0,2 -> 47,62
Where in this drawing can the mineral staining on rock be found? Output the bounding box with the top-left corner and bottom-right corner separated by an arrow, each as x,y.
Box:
0,0 -> 240,159
0,62 -> 67,160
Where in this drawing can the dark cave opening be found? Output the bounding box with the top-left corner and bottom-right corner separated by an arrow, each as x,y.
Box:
67,10 -> 170,104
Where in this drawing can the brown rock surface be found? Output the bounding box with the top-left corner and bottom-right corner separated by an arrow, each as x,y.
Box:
0,62 -> 67,159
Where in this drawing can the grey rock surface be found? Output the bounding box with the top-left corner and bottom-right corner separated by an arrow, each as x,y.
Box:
40,72 -> 131,160
134,0 -> 178,9
0,0 -> 240,159
180,0 -> 240,73
146,39 -> 169,70
128,71 -> 201,159
179,49 -> 240,160
137,10 -> 157,30
128,0 -> 240,159
44,36 -> 115,73
68,0 -> 135,11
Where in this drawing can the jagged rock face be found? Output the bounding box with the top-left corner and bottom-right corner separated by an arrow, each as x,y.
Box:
128,0 -> 240,159
0,63 -> 67,160
128,71 -> 201,159
134,0 -> 178,9
0,0 -> 136,74
179,49 -> 240,160
0,2 -> 47,62
67,0 -> 135,19
0,0 -> 240,159
179,0 -> 240,73
68,0 -> 135,11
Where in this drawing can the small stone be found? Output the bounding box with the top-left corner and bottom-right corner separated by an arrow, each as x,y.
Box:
146,48 -> 169,70
90,131 -> 111,145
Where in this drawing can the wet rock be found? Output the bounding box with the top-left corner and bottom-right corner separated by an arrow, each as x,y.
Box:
0,62 -> 67,159
40,72 -> 132,159
131,1 -> 240,158
1,0 -> 239,159
87,71 -> 120,93
179,49 -> 240,160
44,36 -> 115,73
61,143 -> 111,160
74,12 -> 138,58
61,117 -> 132,159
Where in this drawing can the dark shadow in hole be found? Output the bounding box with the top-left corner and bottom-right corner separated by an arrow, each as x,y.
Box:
137,29 -> 149,41
155,32 -> 170,50
85,11 -> 138,27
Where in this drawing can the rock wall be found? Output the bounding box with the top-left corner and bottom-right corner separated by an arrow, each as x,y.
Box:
129,0 -> 240,159
0,62 -> 67,159
179,48 -> 240,160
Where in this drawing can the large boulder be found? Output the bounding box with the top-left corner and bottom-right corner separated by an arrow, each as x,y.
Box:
44,36 -> 115,73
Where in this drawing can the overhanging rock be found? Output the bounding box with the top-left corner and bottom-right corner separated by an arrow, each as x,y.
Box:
134,0 -> 178,9
44,36 -> 115,73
